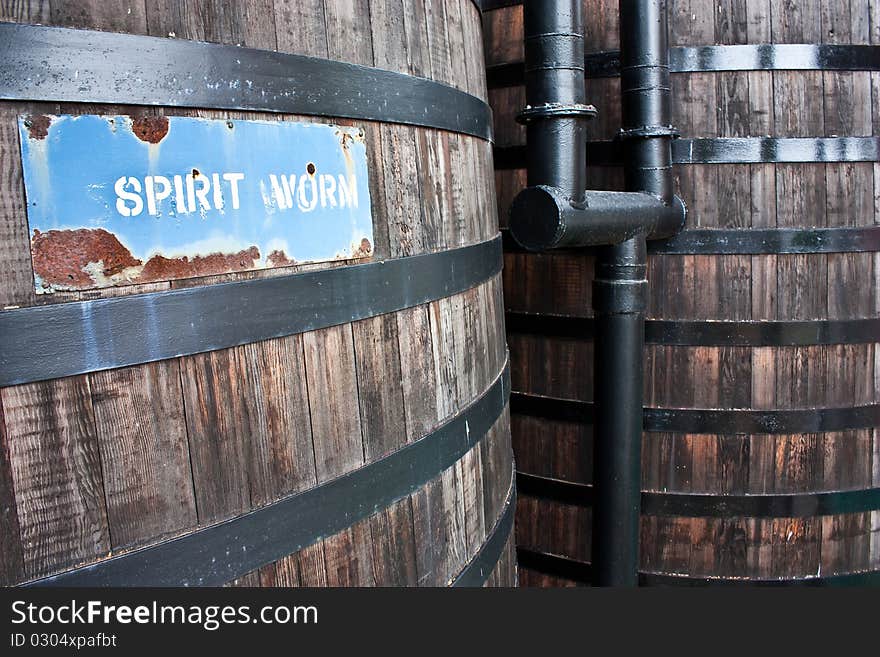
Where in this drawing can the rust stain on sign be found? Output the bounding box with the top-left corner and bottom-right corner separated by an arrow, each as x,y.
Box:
32,228 -> 142,289
139,246 -> 262,281
30,228 -> 284,292
130,116 -> 169,143
25,115 -> 52,140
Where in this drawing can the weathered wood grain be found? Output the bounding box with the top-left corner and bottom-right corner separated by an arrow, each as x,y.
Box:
487,0 -> 878,584
89,362 -> 196,550
0,0 -> 512,588
2,378 -> 109,579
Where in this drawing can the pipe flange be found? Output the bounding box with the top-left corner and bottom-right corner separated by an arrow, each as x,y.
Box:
516,102 -> 599,124
618,125 -> 680,139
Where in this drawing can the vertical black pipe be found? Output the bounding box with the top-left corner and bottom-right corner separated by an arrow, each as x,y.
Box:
522,0 -> 588,202
591,0 -> 673,586
618,0 -> 675,203
591,237 -> 646,587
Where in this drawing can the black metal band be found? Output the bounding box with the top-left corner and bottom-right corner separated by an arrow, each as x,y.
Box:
494,137 -> 880,169
479,0 -> 522,10
516,103 -> 598,123
516,549 -> 592,585
487,44 -> 880,87
518,472 -> 592,507
23,361 -> 510,586
517,471 -> 880,518
510,392 -> 880,434
671,43 -> 880,74
650,226 -> 880,254
503,225 -> 880,255
505,312 -> 880,346
450,474 -> 516,587
644,488 -> 880,518
516,548 -> 880,587
0,236 -> 502,387
672,137 -> 879,164
0,22 -> 493,141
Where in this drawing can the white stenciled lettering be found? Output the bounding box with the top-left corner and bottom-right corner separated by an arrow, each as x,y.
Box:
145,175 -> 172,216
269,174 -> 293,209
115,171 -> 245,216
223,172 -> 244,210
337,174 -> 357,209
297,175 -> 318,212
212,173 -> 223,210
319,174 -> 337,208
188,171 -> 211,212
172,174 -> 188,214
114,176 -> 143,217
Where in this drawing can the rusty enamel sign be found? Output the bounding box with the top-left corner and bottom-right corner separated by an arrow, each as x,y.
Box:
18,115 -> 373,293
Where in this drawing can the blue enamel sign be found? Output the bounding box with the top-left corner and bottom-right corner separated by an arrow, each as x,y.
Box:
18,114 -> 373,293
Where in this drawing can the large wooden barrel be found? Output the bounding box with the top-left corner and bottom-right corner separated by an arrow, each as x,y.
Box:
0,0 -> 516,587
485,0 -> 879,585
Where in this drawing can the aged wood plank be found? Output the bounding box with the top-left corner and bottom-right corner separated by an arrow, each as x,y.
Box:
367,497 -> 418,586
302,323 -> 374,585
145,0 -> 276,49
381,125 -> 428,256
0,104 -> 39,309
402,0 -> 431,77
324,0 -> 374,66
303,325 -> 363,483
443,0 -> 470,94
0,401 -> 25,585
239,337 -> 318,504
2,378 -> 110,579
88,362 -> 196,550
322,519 -> 376,586
424,0 -> 452,86
49,0 -> 149,33
274,0 -> 329,57
482,4 -> 522,66
461,0 -> 488,101
369,0 -> 408,74
352,315 -> 407,461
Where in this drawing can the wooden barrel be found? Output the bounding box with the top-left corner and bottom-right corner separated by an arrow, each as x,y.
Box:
484,0 -> 879,585
0,0 -> 516,587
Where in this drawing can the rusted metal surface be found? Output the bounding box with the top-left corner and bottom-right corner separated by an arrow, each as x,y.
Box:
17,114 -> 374,293
130,116 -> 169,143
24,114 -> 52,140
31,228 -> 142,289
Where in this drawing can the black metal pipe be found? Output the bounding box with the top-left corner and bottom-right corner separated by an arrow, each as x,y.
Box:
590,237 -> 646,587
520,0 -> 595,201
619,0 -> 676,202
509,0 -> 684,251
509,185 -> 685,249
591,0 -> 676,587
511,0 -> 682,587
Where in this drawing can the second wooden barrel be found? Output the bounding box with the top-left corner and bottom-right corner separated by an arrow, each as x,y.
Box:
485,0 -> 879,585
0,0 -> 515,587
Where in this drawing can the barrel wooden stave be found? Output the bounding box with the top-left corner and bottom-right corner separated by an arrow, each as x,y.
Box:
0,0 -> 514,587
485,0 -> 879,583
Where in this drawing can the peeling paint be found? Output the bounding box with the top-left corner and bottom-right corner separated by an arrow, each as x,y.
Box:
31,228 -> 142,291
31,227 -> 277,292
351,238 -> 372,258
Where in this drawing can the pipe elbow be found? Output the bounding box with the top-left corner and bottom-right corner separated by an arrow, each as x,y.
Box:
510,186 -> 688,250
648,194 -> 687,241
508,185 -> 569,251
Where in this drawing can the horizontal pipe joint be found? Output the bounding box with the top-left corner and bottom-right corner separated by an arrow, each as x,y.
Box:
508,185 -> 686,250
